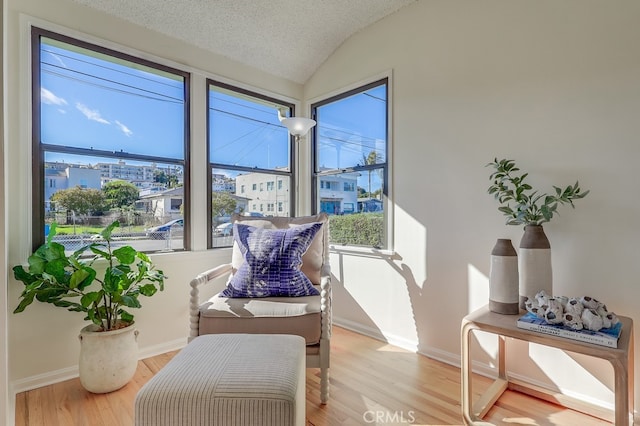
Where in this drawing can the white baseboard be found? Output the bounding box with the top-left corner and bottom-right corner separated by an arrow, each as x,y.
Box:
11,337 -> 186,394
333,316 -> 418,353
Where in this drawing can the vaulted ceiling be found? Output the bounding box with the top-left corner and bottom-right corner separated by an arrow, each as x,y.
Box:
70,0 -> 416,84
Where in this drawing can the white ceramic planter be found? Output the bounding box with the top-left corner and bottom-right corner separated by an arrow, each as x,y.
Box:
489,239 -> 519,314
519,225 -> 552,309
78,322 -> 139,393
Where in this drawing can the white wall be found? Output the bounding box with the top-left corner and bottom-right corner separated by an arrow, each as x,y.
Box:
3,0 -> 301,423
307,0 -> 640,413
1,0 -> 8,422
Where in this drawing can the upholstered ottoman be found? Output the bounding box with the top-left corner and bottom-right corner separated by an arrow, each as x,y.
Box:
135,334 -> 306,426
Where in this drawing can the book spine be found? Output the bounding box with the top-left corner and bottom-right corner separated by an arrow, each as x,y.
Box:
516,320 -> 617,348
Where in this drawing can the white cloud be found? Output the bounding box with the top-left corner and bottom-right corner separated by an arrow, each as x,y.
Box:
76,102 -> 110,124
115,120 -> 133,137
41,88 -> 67,106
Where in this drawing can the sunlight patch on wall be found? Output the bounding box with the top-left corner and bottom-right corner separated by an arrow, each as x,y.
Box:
529,344 -> 614,405
394,207 -> 427,287
468,263 -> 489,313
467,263 -> 499,364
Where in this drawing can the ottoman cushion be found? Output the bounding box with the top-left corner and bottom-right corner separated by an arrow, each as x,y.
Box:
135,334 -> 306,426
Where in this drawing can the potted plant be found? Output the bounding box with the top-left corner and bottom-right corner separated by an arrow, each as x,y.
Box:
13,220 -> 165,393
487,158 -> 589,307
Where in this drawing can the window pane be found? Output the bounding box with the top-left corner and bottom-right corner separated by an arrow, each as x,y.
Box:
318,169 -> 385,248
211,168 -> 291,248
40,37 -> 185,159
44,152 -> 184,253
313,79 -> 388,249
209,85 -> 291,170
316,84 -> 386,170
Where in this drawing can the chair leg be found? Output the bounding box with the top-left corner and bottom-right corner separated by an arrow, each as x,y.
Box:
320,367 -> 329,404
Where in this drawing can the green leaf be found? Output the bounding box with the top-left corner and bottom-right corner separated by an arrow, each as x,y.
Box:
76,268 -> 97,291
101,221 -> 120,240
139,284 -> 158,297
70,269 -> 90,289
44,258 -> 69,283
89,246 -> 110,259
81,291 -> 102,308
14,292 -> 36,313
120,295 -> 141,308
103,268 -> 122,293
120,311 -> 134,324
27,254 -> 47,275
113,246 -> 136,265
34,242 -> 66,262
13,265 -> 37,286
35,289 -> 66,304
46,223 -> 58,244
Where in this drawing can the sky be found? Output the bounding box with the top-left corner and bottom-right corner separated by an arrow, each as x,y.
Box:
39,35 -> 387,194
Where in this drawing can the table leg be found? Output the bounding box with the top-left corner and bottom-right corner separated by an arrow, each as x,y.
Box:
498,335 -> 506,380
461,320 -> 476,425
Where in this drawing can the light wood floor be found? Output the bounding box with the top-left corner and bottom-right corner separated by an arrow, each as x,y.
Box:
16,326 -> 611,425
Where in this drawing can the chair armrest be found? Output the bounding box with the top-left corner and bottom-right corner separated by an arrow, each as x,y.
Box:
189,263 -> 233,341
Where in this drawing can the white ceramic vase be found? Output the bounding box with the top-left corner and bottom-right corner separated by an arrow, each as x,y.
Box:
518,225 -> 552,309
78,322 -> 139,393
489,239 -> 519,314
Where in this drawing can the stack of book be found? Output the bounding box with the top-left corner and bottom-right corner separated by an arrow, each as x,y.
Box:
516,312 -> 623,348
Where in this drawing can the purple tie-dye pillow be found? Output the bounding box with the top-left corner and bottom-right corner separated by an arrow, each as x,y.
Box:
221,222 -> 323,298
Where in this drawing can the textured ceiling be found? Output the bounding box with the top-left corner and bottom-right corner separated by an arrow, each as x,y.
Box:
70,0 -> 416,84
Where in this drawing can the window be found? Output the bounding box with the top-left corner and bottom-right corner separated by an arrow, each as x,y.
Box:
207,80 -> 295,247
241,185 -> 245,193
33,28 -> 189,252
312,78 -> 389,249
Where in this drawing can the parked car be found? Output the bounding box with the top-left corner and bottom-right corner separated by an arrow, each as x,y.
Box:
242,212 -> 264,217
213,222 -> 233,237
146,218 -> 183,240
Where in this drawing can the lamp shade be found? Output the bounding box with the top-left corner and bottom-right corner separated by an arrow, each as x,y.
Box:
280,117 -> 316,138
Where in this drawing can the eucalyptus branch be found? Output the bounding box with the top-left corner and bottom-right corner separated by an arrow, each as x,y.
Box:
487,158 -> 589,226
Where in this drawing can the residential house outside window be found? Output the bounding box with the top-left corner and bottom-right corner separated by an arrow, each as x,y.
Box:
208,80 -> 295,248
32,27 -> 189,252
312,78 -> 389,249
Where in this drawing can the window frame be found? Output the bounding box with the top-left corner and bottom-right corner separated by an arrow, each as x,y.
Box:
206,79 -> 296,248
310,77 -> 391,250
31,27 -> 191,251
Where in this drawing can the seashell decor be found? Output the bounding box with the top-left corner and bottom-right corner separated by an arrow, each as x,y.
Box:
524,291 -> 619,332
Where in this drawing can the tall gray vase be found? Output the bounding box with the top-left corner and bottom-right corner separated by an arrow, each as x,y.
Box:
489,239 -> 519,314
518,225 -> 552,309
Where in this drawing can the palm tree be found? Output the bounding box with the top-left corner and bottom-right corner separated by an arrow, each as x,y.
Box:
362,150 -> 382,199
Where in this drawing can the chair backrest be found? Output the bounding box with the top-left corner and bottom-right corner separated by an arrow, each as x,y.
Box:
230,213 -> 329,285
